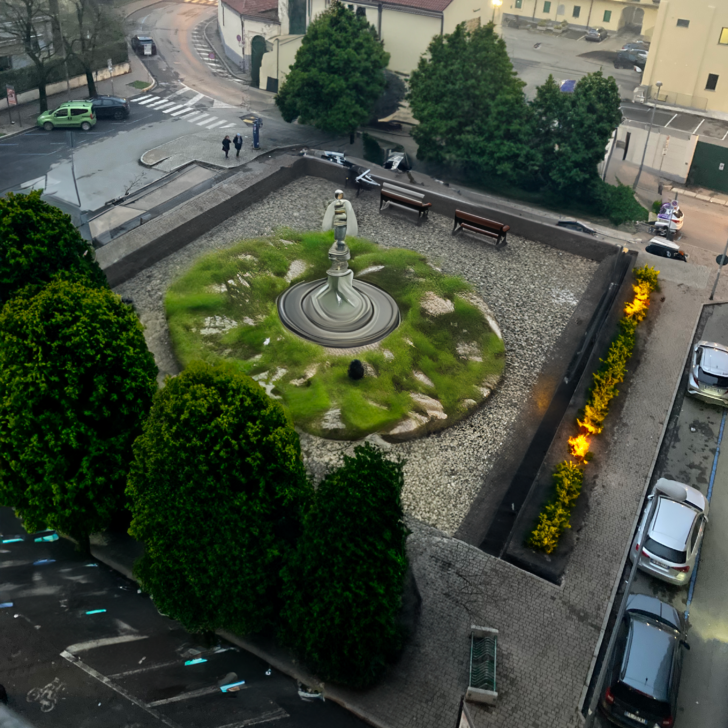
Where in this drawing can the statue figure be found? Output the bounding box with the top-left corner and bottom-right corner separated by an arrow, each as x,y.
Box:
322,189 -> 358,243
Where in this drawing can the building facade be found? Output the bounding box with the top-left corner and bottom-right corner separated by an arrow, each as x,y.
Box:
503,0 -> 659,38
642,0 -> 728,113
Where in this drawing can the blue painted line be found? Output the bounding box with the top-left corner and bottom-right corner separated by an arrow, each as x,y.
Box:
2,537 -> 23,544
34,533 -> 58,542
0,602 -> 13,609
220,680 -> 246,693
184,658 -> 207,666
685,409 -> 727,618
33,559 -> 55,565
85,609 -> 106,615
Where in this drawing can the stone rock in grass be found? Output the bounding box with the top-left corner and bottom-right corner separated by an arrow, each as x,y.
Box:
413,370 -> 434,388
200,316 -> 237,336
284,259 -> 308,283
456,341 -> 483,362
359,265 -> 384,276
363,362 -> 378,378
388,411 -> 428,435
421,291 -> 454,316
251,368 -> 287,399
321,408 -> 345,430
410,393 -> 447,420
383,349 -> 395,361
463,399 -> 478,409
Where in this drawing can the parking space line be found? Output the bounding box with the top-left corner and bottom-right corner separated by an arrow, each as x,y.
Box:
664,113 -> 678,128
61,650 -> 183,728
148,685 -> 225,707
109,659 -> 180,679
215,708 -> 288,728
693,118 -> 706,135
67,634 -> 147,654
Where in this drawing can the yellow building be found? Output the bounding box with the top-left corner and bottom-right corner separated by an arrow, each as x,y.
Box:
642,0 -> 728,113
502,0 -> 658,38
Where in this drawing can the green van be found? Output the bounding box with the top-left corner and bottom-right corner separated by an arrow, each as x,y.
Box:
37,101 -> 96,131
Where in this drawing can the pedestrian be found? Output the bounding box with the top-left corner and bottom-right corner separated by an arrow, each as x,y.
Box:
233,133 -> 243,158
222,135 -> 231,159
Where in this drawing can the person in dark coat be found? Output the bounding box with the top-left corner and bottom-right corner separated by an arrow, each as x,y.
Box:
222,136 -> 231,159
233,133 -> 243,158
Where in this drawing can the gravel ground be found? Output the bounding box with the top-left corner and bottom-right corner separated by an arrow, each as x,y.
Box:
114,175 -> 597,534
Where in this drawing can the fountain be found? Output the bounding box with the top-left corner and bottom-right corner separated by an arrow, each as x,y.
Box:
277,190 -> 400,348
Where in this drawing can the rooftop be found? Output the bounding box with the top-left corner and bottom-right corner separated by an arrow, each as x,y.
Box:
222,0 -> 279,22
381,0 -> 452,13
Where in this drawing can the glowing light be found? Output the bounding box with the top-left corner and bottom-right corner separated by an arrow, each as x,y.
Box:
568,433 -> 591,459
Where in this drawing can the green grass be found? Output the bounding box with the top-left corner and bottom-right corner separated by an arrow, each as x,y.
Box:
127,80 -> 153,90
165,229 -> 505,439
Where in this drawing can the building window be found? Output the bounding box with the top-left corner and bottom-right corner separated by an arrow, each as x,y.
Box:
719,28 -> 728,44
707,73 -> 719,91
676,18 -> 689,28
543,1 -> 551,12
515,0 -> 522,6
603,9 -> 611,22
572,5 -> 580,18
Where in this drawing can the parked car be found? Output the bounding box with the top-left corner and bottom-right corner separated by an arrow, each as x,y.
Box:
645,238 -> 688,262
86,95 -> 130,120
585,27 -> 608,42
615,49 -> 647,70
630,478 -> 708,586
557,219 -> 597,235
688,340 -> 728,406
132,35 -> 156,56
36,101 -> 96,131
601,593 -> 688,728
621,41 -> 650,52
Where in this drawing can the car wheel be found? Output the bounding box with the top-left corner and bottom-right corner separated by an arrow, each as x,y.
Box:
113,109 -> 125,120
80,121 -> 91,131
43,122 -> 54,131
613,61 -> 620,68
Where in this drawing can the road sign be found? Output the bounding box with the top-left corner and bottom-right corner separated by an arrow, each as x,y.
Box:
6,85 -> 17,107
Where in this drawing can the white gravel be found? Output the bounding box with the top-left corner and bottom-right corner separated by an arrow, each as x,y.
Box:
113,175 -> 597,534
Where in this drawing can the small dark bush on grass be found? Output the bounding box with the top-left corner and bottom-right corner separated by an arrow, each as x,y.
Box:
280,443 -> 408,687
348,359 -> 365,380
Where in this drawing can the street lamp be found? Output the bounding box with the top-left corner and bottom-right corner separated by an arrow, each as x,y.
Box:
491,0 -> 502,22
633,80 -> 662,191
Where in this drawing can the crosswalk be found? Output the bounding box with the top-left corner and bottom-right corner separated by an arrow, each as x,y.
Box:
191,21 -> 233,79
132,88 -> 238,130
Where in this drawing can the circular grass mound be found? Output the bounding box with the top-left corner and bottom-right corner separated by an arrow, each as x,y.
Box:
165,230 -> 505,440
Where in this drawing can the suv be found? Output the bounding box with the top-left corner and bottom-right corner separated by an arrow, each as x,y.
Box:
37,101 -> 96,131
615,48 -> 647,70
630,478 -> 708,586
601,594 -> 688,728
688,341 -> 728,406
132,35 -> 157,56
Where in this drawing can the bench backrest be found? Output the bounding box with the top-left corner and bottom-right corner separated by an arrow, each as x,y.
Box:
382,182 -> 425,201
456,209 -> 508,231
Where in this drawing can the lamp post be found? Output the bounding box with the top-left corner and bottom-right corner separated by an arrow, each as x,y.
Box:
491,0 -> 502,22
633,80 -> 662,191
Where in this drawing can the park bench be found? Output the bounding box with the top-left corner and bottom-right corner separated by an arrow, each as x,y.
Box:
379,182 -> 431,223
452,210 -> 509,247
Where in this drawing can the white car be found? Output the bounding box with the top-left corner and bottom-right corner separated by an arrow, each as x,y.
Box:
688,341 -> 728,406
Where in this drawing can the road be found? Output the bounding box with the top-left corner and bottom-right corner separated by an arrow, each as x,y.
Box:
0,507 -> 366,728
595,304 -> 728,728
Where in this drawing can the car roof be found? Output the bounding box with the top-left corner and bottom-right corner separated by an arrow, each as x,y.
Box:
621,614 -> 677,701
650,497 -> 698,551
698,343 -> 728,376
57,100 -> 93,108
653,478 -> 707,512
135,35 -> 153,41
626,594 -> 682,630
647,237 -> 680,250
88,95 -> 125,101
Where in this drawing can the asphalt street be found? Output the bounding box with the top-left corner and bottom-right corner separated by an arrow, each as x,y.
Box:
0,507 -> 367,728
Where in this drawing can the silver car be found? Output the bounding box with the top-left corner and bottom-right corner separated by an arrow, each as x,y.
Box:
688,341 -> 728,406
631,478 -> 708,586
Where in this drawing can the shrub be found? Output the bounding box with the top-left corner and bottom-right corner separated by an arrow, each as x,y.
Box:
592,179 -> 649,226
280,443 -> 408,687
652,199 -> 662,214
127,361 -> 311,636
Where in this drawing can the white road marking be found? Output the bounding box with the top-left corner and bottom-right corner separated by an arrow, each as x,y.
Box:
181,112 -> 207,123
192,114 -> 213,125
664,113 -> 678,128
148,685 -> 224,707
19,176 -> 46,190
170,107 -> 198,117
693,118 -> 706,134
108,658 -> 180,679
66,634 -> 146,654
162,104 -> 186,114
167,88 -> 187,98
133,96 -> 160,105
220,123 -> 237,129
61,651 -> 183,728
184,92 -> 205,106
147,100 -> 176,110
203,119 -> 227,129
216,709 -> 289,728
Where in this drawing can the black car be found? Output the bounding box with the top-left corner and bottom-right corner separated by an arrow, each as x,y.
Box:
585,27 -> 608,42
645,238 -> 688,262
557,220 -> 597,235
132,35 -> 157,56
601,594 -> 688,728
615,49 -> 647,70
621,41 -> 650,52
86,95 -> 130,120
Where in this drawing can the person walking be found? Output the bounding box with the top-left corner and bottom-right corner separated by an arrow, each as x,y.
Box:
233,133 -> 243,158
222,136 -> 231,159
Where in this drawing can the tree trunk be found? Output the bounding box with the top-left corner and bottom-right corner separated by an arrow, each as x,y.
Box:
86,69 -> 97,98
349,131 -> 355,144
38,73 -> 48,113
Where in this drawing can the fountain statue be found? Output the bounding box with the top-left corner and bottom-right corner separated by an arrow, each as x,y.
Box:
277,190 -> 400,348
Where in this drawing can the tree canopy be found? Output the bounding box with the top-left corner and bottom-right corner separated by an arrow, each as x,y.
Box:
280,443 -> 408,687
408,22 -> 539,184
0,279 -> 157,549
0,191 -> 107,305
275,2 -> 389,136
127,361 -> 311,636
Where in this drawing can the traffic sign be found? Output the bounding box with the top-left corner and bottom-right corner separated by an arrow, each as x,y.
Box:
6,85 -> 17,107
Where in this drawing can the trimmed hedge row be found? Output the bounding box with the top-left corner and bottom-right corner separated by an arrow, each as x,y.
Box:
528,265 -> 660,554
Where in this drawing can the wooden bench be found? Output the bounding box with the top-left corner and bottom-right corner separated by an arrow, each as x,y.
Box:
379,182 -> 432,223
452,210 -> 509,247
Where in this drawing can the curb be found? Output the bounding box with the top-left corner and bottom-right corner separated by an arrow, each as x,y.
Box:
139,143 -> 301,171
667,185 -> 728,207
201,16 -> 248,83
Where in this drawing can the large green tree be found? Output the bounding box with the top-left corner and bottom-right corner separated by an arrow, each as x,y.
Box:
0,191 -> 106,306
280,443 -> 408,687
275,2 -> 389,140
0,279 -> 157,550
408,22 -> 538,184
127,361 -> 311,636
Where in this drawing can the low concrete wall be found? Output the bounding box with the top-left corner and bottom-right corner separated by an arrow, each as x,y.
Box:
0,62 -> 131,112
96,153 -> 618,287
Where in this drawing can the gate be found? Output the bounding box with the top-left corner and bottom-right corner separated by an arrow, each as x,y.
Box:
688,140 -> 728,194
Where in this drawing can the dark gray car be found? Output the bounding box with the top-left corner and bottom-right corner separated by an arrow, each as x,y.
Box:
601,594 -> 687,728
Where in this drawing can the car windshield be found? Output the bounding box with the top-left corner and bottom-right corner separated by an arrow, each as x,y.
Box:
613,682 -> 671,718
644,536 -> 686,564
697,367 -> 728,387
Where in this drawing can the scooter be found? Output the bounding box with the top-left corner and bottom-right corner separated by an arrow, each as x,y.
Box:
650,200 -> 684,238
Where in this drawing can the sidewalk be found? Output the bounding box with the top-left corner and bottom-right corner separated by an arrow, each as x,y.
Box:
0,50 -> 155,138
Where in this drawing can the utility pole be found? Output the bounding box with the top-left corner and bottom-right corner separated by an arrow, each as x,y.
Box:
710,236 -> 728,301
633,80 -> 662,191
